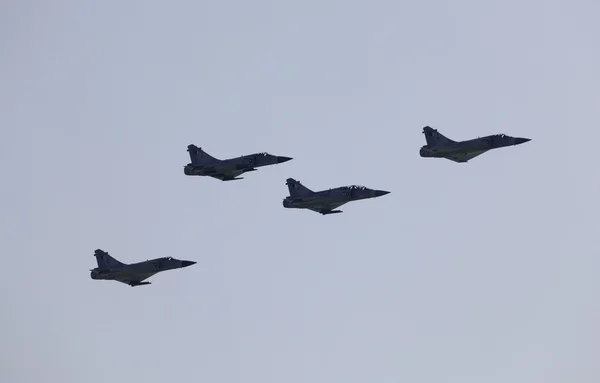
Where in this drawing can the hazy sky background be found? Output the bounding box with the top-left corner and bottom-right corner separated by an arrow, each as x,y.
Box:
2,1 -> 599,382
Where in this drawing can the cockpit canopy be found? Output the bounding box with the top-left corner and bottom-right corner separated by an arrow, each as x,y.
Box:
343,185 -> 367,190
160,257 -> 174,261
493,134 -> 507,138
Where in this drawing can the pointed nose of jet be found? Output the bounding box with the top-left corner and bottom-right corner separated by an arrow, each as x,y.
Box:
181,260 -> 196,268
276,156 -> 293,163
515,137 -> 531,145
375,190 -> 390,197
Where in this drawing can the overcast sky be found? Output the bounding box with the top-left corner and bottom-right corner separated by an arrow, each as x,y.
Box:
2,1 -> 599,382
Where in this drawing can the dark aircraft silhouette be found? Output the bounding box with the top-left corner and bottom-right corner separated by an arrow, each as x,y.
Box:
90,249 -> 196,287
419,126 -> 531,163
184,145 -> 292,181
282,178 -> 390,215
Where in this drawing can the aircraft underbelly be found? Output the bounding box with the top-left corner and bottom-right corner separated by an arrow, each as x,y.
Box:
440,146 -> 483,157
425,147 -> 462,157
445,149 -> 488,162
109,270 -> 135,279
189,163 -> 244,175
305,197 -> 342,207
442,146 -> 470,154
201,166 -> 233,174
117,271 -> 156,283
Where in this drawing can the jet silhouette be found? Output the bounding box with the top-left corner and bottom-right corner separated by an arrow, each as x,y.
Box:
184,145 -> 292,181
419,126 -> 531,163
90,249 -> 196,287
282,178 -> 390,215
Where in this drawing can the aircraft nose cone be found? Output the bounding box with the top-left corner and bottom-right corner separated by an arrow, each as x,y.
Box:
515,137 -> 531,145
375,190 -> 390,197
277,156 -> 293,163
181,261 -> 196,268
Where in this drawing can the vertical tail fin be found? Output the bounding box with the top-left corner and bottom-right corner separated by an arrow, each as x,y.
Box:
94,249 -> 125,269
187,145 -> 219,165
422,126 -> 455,146
286,178 -> 314,197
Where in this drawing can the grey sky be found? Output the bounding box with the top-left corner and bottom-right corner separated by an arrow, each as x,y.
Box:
2,0 -> 599,382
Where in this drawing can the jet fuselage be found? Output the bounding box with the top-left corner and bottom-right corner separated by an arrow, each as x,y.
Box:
283,187 -> 388,209
184,147 -> 292,179
420,134 -> 530,158
90,257 -> 195,281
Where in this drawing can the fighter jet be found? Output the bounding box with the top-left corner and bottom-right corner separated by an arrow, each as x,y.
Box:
90,249 -> 196,287
282,178 -> 390,215
419,126 -> 531,163
184,144 -> 293,181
